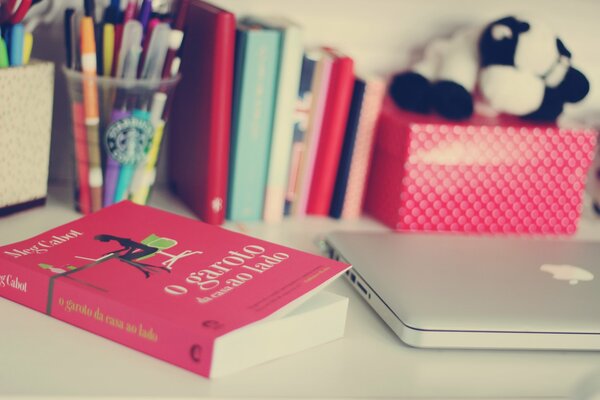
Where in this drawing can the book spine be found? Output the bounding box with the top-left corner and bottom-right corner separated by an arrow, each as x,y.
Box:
47,278 -> 214,377
284,53 -> 318,216
227,29 -> 281,221
204,12 -> 235,225
263,25 -> 303,223
306,55 -> 354,215
0,259 -> 51,313
341,78 -> 385,219
330,79 -> 366,218
0,257 -> 215,378
292,54 -> 333,216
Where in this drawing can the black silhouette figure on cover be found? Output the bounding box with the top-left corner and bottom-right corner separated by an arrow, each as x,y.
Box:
94,234 -> 170,278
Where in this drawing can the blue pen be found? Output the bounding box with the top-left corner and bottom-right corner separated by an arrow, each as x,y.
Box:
9,23 -> 24,66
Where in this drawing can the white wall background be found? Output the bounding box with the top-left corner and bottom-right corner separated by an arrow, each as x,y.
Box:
33,0 -> 600,184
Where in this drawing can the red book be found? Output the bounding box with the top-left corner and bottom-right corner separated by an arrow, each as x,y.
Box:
0,202 -> 350,378
168,0 -> 235,225
306,49 -> 354,215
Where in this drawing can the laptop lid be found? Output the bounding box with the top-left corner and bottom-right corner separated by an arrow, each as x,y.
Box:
325,232 -> 600,335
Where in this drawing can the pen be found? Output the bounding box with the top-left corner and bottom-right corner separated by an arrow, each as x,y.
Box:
72,102 -> 92,214
65,8 -> 91,213
80,16 -> 103,212
64,8 -> 79,70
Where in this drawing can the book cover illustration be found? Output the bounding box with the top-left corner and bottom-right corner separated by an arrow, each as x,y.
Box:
0,201 -> 350,377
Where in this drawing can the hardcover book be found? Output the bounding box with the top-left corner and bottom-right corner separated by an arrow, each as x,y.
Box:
227,23 -> 281,221
284,52 -> 319,216
292,50 -> 333,216
0,202 -> 350,378
243,17 -> 304,223
330,78 -> 366,218
333,75 -> 386,219
168,0 -> 236,225
306,48 -> 355,215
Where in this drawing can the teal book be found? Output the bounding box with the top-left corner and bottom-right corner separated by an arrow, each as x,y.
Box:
227,24 -> 281,221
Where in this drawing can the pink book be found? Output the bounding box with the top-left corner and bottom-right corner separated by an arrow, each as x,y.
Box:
306,48 -> 354,216
0,202 -> 350,378
293,52 -> 333,216
341,76 -> 386,218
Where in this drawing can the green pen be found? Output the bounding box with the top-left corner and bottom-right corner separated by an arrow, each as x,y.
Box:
0,37 -> 9,68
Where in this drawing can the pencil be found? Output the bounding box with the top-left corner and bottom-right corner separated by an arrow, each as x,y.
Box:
80,16 -> 103,211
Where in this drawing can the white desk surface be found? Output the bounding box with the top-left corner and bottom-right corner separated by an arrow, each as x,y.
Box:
2,185 -> 600,399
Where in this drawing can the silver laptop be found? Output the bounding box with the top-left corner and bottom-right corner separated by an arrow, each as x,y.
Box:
324,231 -> 600,350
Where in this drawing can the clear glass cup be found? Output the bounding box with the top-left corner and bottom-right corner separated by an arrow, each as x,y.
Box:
63,67 -> 180,214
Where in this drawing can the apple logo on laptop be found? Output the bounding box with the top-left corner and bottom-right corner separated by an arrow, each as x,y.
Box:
540,264 -> 594,285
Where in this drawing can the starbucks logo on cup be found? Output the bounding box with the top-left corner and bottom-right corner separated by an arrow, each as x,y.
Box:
105,117 -> 154,164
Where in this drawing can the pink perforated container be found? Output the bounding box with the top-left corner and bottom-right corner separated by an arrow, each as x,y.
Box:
364,97 -> 597,235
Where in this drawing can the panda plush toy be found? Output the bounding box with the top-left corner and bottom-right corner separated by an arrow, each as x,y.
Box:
389,15 -> 590,121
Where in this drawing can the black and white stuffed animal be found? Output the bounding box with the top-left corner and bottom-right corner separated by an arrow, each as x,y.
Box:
389,15 -> 590,121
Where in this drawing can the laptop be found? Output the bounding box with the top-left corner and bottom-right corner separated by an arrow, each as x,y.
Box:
324,231 -> 600,350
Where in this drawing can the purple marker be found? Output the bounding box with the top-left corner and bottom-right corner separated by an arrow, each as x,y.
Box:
137,0 -> 152,33
104,109 -> 131,206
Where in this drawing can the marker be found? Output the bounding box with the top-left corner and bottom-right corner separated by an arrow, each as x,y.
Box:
130,91 -> 167,203
114,108 -> 149,203
9,0 -> 32,24
102,23 -> 115,76
115,20 -> 142,78
122,0 -> 137,23
141,22 -> 170,81
22,31 -> 33,64
80,16 -> 103,212
0,37 -> 9,68
137,0 -> 152,31
105,44 -> 142,205
161,0 -> 188,78
161,29 -> 183,78
170,56 -> 180,77
64,8 -> 78,70
8,24 -> 24,66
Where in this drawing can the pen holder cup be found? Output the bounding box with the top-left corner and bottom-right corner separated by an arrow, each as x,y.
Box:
63,67 -> 180,214
0,61 -> 54,215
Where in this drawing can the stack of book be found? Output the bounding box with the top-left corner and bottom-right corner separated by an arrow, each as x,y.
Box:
168,0 -> 385,224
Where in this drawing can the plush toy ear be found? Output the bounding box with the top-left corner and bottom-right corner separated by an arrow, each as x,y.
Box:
479,16 -> 529,67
